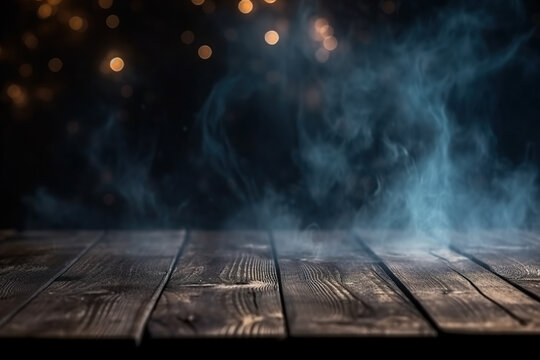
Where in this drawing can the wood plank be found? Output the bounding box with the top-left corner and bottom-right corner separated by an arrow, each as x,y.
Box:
0,230 -> 185,342
148,231 -> 285,337
358,230 -> 540,334
450,231 -> 540,300
273,230 -> 434,336
0,231 -> 102,327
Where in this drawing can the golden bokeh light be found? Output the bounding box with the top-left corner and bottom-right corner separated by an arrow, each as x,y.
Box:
98,0 -> 114,9
264,30 -> 279,45
48,57 -> 63,72
37,4 -> 53,19
109,57 -> 125,72
315,48 -> 329,63
19,63 -> 33,78
106,15 -> 120,29
191,0 -> 205,5
238,0 -> 253,14
68,16 -> 85,31
264,0 -> 277,3
47,0 -> 62,5
7,84 -> 22,99
22,32 -> 39,49
198,45 -> 212,59
6,84 -> 27,106
323,36 -> 338,51
181,30 -> 195,45
314,18 -> 328,31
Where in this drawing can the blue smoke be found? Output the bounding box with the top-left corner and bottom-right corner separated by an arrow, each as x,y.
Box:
197,0 -> 539,233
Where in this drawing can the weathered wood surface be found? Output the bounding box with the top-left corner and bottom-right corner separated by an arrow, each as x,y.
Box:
0,231 -> 185,342
358,230 -> 540,334
273,231 -> 434,336
148,231 -> 285,337
0,231 -> 102,327
450,231 -> 540,300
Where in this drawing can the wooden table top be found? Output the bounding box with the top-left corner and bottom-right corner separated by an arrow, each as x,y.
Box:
0,229 -> 539,347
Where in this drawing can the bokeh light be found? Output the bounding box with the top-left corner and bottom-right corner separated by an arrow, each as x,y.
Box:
19,64 -> 33,78
98,0 -> 114,9
48,58 -> 63,72
37,4 -> 53,19
238,0 -> 253,14
264,30 -> 280,45
22,32 -> 38,49
106,15 -> 120,29
264,0 -> 277,3
68,16 -> 85,31
382,1 -> 397,15
198,45 -> 212,59
191,0 -> 205,6
109,57 -> 125,72
323,36 -> 338,51
181,30 -> 195,45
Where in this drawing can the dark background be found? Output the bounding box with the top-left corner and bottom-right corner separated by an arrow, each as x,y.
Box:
1,0 -> 540,229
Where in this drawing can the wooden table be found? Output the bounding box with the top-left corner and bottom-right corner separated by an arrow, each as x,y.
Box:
0,229 -> 539,348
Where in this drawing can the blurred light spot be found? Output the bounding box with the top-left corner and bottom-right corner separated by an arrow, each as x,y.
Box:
47,0 -> 62,5
323,36 -> 338,51
106,14 -> 120,29
198,45 -> 212,59
315,47 -> 329,63
314,18 -> 328,31
7,84 -> 22,99
181,30 -> 195,45
264,30 -> 279,45
103,193 -> 115,206
320,24 -> 333,38
48,57 -> 63,72
6,84 -> 27,106
121,84 -> 133,98
98,0 -> 114,9
22,32 -> 39,49
264,0 -> 276,3
109,57 -> 124,72
382,1 -> 397,15
191,0 -> 205,5
19,64 -> 33,78
37,4 -> 53,19
202,0 -> 215,13
238,0 -> 253,14
66,121 -> 79,135
35,87 -> 54,102
68,16 -> 85,31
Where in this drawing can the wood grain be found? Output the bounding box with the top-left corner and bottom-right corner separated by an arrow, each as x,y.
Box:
148,231 -> 285,337
359,230 -> 540,334
0,230 -> 185,342
0,231 -> 102,327
451,231 -> 540,300
274,230 -> 434,336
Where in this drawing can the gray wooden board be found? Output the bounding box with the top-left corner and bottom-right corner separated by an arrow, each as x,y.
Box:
0,231 -> 102,327
450,231 -> 540,300
273,230 -> 434,336
0,230 -> 185,342
358,230 -> 540,334
148,231 -> 285,337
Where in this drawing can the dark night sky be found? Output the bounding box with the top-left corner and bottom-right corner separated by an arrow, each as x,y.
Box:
1,0 -> 540,229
